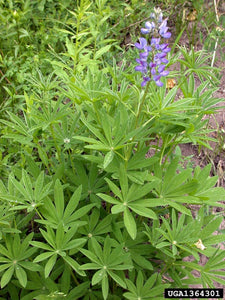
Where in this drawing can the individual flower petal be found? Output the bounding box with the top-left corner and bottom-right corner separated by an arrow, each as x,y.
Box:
146,46 -> 152,52
151,67 -> 156,75
160,70 -> 169,76
150,12 -> 155,19
158,65 -> 165,73
161,31 -> 171,39
161,58 -> 169,64
151,37 -> 160,46
135,37 -> 147,49
158,12 -> 163,23
162,46 -> 171,53
135,65 -> 147,73
158,52 -> 167,58
136,58 -> 148,66
153,75 -> 161,82
159,19 -> 168,30
141,28 -> 150,34
149,62 -> 156,68
160,43 -> 169,50
155,80 -> 164,87
140,52 -> 149,59
145,21 -> 155,31
141,76 -> 151,87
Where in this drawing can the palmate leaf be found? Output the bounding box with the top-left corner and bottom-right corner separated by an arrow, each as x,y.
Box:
38,183 -> 94,229
80,237 -> 132,299
98,170 -> 159,239
124,271 -> 170,300
31,224 -> 86,277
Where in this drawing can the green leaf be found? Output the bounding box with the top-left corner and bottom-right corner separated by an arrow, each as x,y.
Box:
102,275 -> 109,300
19,261 -> 42,271
95,45 -> 111,60
33,252 -> 54,263
22,170 -> 33,200
63,256 -> 85,277
69,204 -> 95,222
15,265 -> 27,287
104,178 -> 123,199
30,241 -> 53,251
64,185 -> 82,220
201,217 -> 223,239
107,270 -> 126,288
124,208 -> 136,240
119,164 -> 128,199
44,254 -> 57,278
54,180 -> 64,220
63,238 -> 86,251
0,263 -> 12,272
79,263 -> 100,270
132,253 -> 153,270
103,151 -> 114,169
129,204 -> 157,219
40,228 -> 56,248
56,223 -> 65,249
168,201 -> 192,216
97,193 -> 120,205
34,171 -> 44,200
111,204 -> 125,214
1,265 -> 14,288
80,248 -> 100,264
92,269 -> 105,285
37,146 -> 49,167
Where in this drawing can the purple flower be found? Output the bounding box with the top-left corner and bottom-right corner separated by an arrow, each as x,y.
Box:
158,65 -> 165,73
141,76 -> 151,87
134,8 -> 171,87
145,21 -> 155,31
158,12 -> 163,23
159,19 -> 171,39
155,80 -> 163,87
135,37 -> 147,50
151,38 -> 161,47
150,12 -> 155,19
151,68 -> 156,75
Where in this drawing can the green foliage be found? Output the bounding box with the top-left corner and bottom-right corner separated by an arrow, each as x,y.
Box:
0,0 -> 224,299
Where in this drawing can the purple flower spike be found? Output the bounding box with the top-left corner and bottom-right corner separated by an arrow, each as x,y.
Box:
134,7 -> 171,88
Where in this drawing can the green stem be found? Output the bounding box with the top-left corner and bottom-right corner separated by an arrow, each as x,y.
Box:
50,124 -> 61,163
71,269 -> 80,285
125,81 -> 151,165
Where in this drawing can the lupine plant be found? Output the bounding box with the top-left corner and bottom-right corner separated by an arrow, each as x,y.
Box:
0,2 -> 225,300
